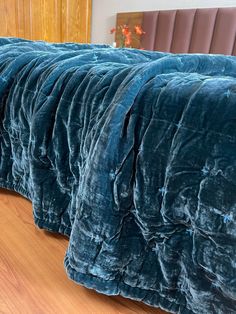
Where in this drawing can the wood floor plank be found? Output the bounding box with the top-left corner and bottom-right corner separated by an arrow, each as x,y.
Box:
0,188 -> 168,314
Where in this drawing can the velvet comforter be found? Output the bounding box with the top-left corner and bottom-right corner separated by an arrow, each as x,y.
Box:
0,38 -> 236,314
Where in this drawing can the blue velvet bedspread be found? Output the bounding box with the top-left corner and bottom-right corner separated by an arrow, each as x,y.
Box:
0,38 -> 236,314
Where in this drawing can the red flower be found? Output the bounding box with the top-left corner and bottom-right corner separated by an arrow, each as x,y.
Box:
124,32 -> 132,47
134,25 -> 145,35
122,25 -> 130,36
110,27 -> 116,34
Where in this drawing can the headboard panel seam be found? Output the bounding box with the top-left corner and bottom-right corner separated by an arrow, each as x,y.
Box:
232,36 -> 236,55
209,8 -> 219,54
169,10 -> 177,53
153,12 -> 159,51
187,10 -> 197,53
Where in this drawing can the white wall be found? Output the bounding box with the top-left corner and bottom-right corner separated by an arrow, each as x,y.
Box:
91,0 -> 236,44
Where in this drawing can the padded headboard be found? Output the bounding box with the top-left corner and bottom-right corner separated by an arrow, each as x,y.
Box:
116,7 -> 236,55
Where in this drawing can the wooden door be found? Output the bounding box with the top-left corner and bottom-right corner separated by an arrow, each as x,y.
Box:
0,0 -> 91,43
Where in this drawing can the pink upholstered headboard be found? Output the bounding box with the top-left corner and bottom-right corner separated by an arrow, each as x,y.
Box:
117,7 -> 236,55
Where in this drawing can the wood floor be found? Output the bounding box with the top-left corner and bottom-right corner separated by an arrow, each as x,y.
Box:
0,188 -> 168,314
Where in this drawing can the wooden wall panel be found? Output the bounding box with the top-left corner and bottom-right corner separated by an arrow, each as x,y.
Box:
61,0 -> 91,43
16,0 -> 25,38
31,0 -> 43,40
43,0 -> 62,42
0,1 -> 7,36
0,0 -> 18,37
0,0 -> 91,43
24,0 -> 32,39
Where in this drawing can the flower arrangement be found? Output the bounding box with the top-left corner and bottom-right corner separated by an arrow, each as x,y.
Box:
110,24 -> 145,48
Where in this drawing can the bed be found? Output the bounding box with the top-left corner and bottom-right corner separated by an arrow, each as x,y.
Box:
0,7 -> 236,314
